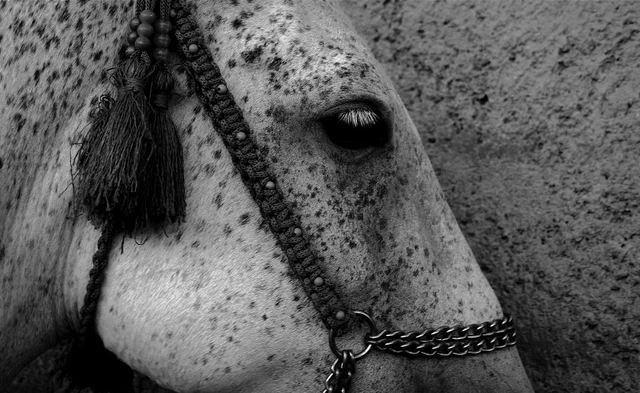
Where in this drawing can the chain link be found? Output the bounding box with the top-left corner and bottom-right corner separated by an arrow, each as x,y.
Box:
364,314 -> 517,357
323,350 -> 356,393
321,312 -> 517,392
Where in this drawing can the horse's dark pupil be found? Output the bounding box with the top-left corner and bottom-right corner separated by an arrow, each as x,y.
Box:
323,116 -> 388,150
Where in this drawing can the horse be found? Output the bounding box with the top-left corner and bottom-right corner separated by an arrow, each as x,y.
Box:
0,0 -> 535,392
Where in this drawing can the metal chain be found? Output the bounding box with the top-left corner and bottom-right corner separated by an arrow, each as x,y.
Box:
364,314 -> 516,357
323,350 -> 356,393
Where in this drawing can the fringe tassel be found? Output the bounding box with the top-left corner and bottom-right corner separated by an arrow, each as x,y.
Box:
141,62 -> 185,224
75,51 -> 154,230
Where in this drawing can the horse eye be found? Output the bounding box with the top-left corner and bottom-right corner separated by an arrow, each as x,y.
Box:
321,107 -> 389,150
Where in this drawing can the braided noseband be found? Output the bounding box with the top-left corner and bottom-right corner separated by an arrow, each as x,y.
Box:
72,1 -> 517,392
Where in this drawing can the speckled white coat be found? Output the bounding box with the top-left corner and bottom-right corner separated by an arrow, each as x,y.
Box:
0,1 -> 533,392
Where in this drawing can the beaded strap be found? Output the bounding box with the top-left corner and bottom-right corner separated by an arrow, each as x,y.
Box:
171,1 -> 349,331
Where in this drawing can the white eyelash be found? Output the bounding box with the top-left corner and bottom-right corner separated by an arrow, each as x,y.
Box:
337,109 -> 380,127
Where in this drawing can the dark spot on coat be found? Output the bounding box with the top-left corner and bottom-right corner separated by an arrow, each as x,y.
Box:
203,163 -> 215,176
13,113 -> 26,133
214,194 -> 223,209
12,19 -> 25,36
44,36 -> 61,51
267,57 -> 282,71
239,213 -> 250,225
228,59 -> 237,68
48,70 -> 60,83
57,7 -> 70,23
265,104 -> 287,124
241,46 -> 263,64
231,18 -> 243,29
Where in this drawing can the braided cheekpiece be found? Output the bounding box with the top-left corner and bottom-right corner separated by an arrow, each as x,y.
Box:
171,1 -> 349,331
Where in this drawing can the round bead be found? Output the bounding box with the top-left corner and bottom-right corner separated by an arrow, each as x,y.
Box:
137,22 -> 154,38
134,36 -> 152,51
169,9 -> 177,19
313,277 -> 324,286
127,31 -> 138,45
294,228 -> 302,236
129,17 -> 141,31
236,132 -> 246,141
335,311 -> 346,321
125,46 -> 136,58
216,84 -> 228,94
139,9 -> 157,24
266,181 -> 275,190
155,19 -> 172,34
154,33 -> 171,48
153,47 -> 170,62
188,43 -> 199,53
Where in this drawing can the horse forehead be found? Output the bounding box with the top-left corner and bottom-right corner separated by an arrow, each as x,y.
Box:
212,0 -> 370,82
217,0 -> 351,37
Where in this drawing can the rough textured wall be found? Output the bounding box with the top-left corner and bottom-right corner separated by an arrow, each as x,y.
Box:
341,0 -> 640,392
9,1 -> 640,392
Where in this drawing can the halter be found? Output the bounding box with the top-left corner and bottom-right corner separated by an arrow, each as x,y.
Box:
71,1 -> 517,392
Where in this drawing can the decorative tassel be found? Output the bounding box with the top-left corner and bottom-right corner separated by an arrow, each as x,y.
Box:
68,0 -> 185,390
142,62 -> 186,224
75,51 -> 154,230
141,0 -> 185,225
75,1 -> 185,230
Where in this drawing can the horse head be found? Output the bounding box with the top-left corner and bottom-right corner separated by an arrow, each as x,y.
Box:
0,1 -> 534,392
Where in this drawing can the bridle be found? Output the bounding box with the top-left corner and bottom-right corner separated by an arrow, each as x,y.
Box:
70,1 -> 517,392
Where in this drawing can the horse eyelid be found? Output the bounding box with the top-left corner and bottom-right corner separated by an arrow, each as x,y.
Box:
337,108 -> 380,128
